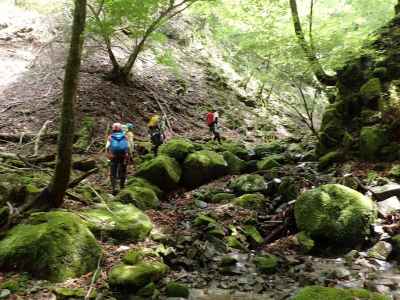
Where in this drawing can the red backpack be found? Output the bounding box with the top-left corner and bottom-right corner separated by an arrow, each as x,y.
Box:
207,112 -> 215,126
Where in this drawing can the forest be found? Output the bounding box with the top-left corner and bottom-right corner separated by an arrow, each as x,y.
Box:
0,0 -> 400,299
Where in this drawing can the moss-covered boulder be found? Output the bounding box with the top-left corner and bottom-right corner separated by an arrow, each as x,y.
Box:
243,225 -> 263,245
81,202 -> 152,241
254,254 -> 278,274
108,262 -> 168,292
294,184 -> 377,245
229,174 -> 268,195
295,232 -> 315,254
159,138 -> 195,162
232,193 -> 266,210
136,155 -> 181,190
360,125 -> 388,160
292,286 -> 389,300
182,150 -> 228,187
115,186 -> 160,210
126,177 -> 163,198
166,282 -> 190,298
257,154 -> 286,171
0,211 -> 101,282
53,287 -> 96,300
218,141 -> 250,160
223,151 -> 246,175
318,151 -> 343,169
360,78 -> 382,103
254,141 -> 286,159
210,192 -> 236,203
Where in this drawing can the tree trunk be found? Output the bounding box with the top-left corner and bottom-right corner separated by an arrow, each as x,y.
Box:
42,0 -> 87,208
396,0 -> 400,14
289,0 -> 337,86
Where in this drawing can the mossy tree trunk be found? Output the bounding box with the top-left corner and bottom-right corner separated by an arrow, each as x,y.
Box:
396,0 -> 400,15
289,0 -> 337,86
44,0 -> 87,208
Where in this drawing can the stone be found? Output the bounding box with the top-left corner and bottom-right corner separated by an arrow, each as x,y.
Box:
243,225 -> 264,245
108,262 -> 168,292
360,78 -> 382,102
136,155 -> 181,190
53,287 -> 96,299
377,196 -> 400,217
295,232 -> 315,254
232,193 -> 266,210
360,125 -> 388,160
253,254 -> 278,274
159,138 -> 195,162
126,177 -> 163,198
166,282 -> 190,298
81,202 -> 152,241
371,183 -> 400,201
182,150 -> 228,187
257,154 -> 285,171
292,286 -> 389,300
0,211 -> 101,282
367,241 -> 392,261
223,151 -> 246,175
210,193 -> 236,203
294,184 -> 377,245
254,142 -> 286,159
115,185 -> 160,210
229,174 -> 268,195
318,151 -> 343,169
220,255 -> 238,266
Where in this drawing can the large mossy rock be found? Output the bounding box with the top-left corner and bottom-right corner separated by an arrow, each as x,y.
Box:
292,286 -> 389,300
232,193 -> 266,210
81,202 -> 152,241
254,141 -> 286,159
360,125 -> 388,160
294,184 -> 377,245
257,154 -> 286,171
108,261 -> 168,293
0,211 -> 101,282
217,141 -> 250,160
136,155 -> 181,191
182,150 -> 228,187
360,78 -> 382,103
126,177 -> 163,198
229,174 -> 268,195
223,151 -> 246,175
115,186 -> 159,210
159,138 -> 195,162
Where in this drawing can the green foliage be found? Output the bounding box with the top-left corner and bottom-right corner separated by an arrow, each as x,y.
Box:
292,286 -> 389,300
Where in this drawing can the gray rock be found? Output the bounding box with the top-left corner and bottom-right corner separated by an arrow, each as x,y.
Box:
367,241 -> 393,261
0,290 -> 10,299
371,183 -> 400,201
377,196 -> 400,217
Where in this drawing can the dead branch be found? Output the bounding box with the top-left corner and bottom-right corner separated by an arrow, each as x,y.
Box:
33,120 -> 52,156
68,168 -> 99,189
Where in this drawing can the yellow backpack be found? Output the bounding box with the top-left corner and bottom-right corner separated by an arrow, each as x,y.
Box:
148,115 -> 160,127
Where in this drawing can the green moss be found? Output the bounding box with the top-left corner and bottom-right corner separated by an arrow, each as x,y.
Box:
108,262 -> 168,292
81,202 -> 152,241
182,150 -> 228,187
223,151 -> 246,175
229,174 -> 267,195
254,254 -> 278,274
53,287 -> 96,299
232,193 -> 266,210
193,214 -> 224,237
295,232 -> 315,254
137,282 -> 157,297
136,155 -> 182,191
360,78 -> 382,102
122,250 -> 145,265
360,125 -> 388,160
213,141 -> 250,160
166,282 -> 190,298
317,103 -> 345,153
294,184 -> 377,245
318,151 -> 343,169
115,186 -> 160,210
126,177 -> 163,198
159,138 -> 195,162
0,274 -> 29,293
243,225 -> 263,244
254,141 -> 286,159
257,154 -> 285,171
278,177 -> 300,202
0,211 -> 101,282
292,286 -> 390,300
389,165 -> 400,178
73,117 -> 94,152
226,236 -> 246,250
210,193 -> 236,203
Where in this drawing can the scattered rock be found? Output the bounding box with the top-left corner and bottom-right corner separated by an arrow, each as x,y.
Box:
166,282 -> 190,298
294,232 -> 315,254
229,174 -> 268,195
292,286 -> 389,300
377,196 -> 400,217
159,138 -> 195,162
371,183 -> 400,201
232,193 -> 266,210
253,254 -> 278,274
115,185 -> 160,210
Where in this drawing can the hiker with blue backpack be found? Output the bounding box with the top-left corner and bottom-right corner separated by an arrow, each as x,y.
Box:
106,122 -> 129,195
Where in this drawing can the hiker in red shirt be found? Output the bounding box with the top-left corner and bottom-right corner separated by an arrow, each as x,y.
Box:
207,109 -> 221,143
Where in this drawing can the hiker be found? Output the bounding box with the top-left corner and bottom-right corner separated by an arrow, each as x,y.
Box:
207,109 -> 221,143
123,122 -> 135,161
106,122 -> 129,195
148,114 -> 165,155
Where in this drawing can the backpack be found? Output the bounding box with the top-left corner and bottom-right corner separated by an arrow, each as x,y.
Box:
207,112 -> 215,126
109,132 -> 129,155
150,126 -> 163,146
